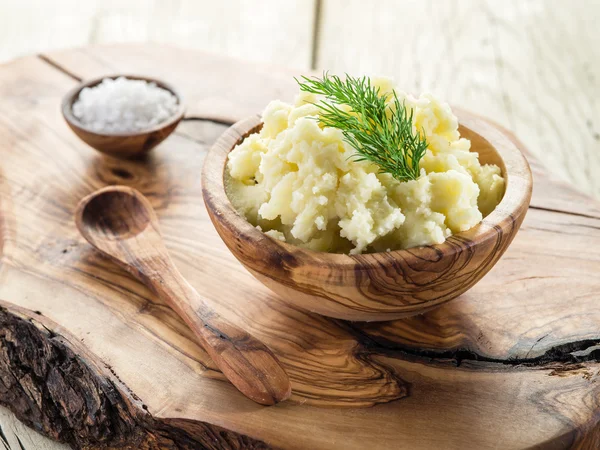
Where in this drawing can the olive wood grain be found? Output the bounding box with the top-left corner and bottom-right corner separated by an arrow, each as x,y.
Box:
61,75 -> 185,159
75,186 -> 290,406
0,45 -> 597,450
202,115 -> 532,321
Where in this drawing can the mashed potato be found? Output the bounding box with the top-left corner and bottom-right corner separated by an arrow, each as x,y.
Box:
226,78 -> 505,254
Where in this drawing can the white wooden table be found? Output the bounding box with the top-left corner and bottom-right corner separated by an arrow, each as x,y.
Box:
0,1 -> 598,448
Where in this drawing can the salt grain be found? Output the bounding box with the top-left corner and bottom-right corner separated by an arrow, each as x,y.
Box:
72,77 -> 179,133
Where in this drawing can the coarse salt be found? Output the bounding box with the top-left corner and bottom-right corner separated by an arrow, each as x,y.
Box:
72,77 -> 179,133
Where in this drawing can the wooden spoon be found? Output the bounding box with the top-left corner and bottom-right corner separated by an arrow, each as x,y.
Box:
75,185 -> 291,405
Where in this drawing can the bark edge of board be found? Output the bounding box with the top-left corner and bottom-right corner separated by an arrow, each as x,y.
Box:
0,301 -> 272,450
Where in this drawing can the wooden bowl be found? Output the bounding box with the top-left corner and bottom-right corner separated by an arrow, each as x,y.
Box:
202,111 -> 532,321
62,75 -> 185,159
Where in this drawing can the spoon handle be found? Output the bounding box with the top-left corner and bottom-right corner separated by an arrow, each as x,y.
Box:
138,256 -> 291,405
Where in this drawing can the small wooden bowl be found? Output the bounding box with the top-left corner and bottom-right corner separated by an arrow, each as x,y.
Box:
202,111 -> 532,321
62,75 -> 185,159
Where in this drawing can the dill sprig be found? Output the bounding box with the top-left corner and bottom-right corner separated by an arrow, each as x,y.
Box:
296,73 -> 428,182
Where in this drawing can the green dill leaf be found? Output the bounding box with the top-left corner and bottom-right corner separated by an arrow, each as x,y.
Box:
295,73 -> 428,182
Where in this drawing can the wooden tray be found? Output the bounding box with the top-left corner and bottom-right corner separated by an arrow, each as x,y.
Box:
0,45 -> 599,450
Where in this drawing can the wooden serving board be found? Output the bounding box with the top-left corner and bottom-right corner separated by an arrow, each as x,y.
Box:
0,44 -> 599,450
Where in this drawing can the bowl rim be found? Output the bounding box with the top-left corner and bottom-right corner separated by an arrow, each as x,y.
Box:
61,74 -> 186,138
202,110 -> 533,270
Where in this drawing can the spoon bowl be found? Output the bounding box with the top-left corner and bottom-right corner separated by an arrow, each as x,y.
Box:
62,75 -> 185,159
79,188 -> 152,240
75,186 -> 291,405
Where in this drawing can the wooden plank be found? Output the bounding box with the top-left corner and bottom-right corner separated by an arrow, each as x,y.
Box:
0,45 -> 597,449
0,0 -> 316,68
316,0 -> 600,198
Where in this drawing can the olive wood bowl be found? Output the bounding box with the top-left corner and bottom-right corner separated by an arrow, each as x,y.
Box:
62,75 -> 185,159
202,111 -> 532,321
